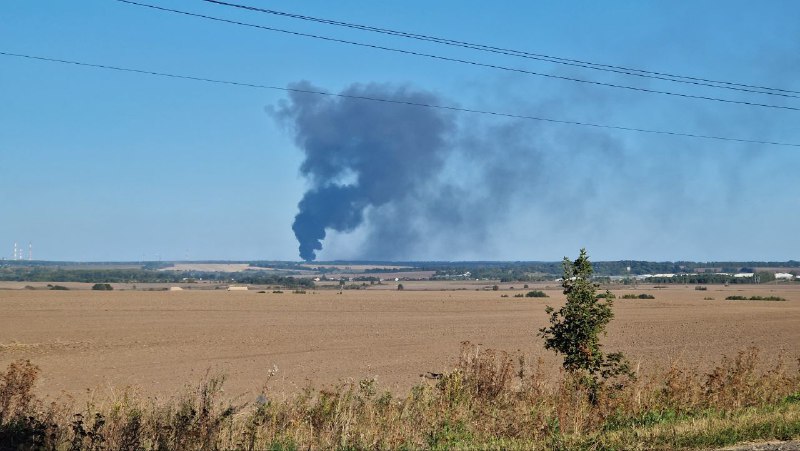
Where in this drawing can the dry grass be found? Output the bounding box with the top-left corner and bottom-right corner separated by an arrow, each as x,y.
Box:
2,344 -> 799,450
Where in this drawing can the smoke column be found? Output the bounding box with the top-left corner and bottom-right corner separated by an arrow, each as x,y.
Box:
273,81 -> 455,261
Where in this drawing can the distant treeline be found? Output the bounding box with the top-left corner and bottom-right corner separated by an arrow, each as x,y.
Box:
426,260 -> 800,282
0,267 -> 314,288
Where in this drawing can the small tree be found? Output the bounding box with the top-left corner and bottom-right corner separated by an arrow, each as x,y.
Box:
397,283 -> 404,291
539,249 -> 632,399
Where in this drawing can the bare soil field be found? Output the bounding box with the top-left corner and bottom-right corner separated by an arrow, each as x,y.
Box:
1,283 -> 799,401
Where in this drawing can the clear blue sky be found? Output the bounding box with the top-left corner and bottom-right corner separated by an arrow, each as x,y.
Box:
1,0 -> 798,262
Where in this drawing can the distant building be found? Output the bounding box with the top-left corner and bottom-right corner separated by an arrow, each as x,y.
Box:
734,273 -> 754,278
775,273 -> 794,280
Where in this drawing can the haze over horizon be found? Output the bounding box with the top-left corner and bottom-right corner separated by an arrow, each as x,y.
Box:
2,1 -> 798,262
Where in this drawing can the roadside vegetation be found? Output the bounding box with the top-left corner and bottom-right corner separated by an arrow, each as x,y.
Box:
2,345 -> 798,450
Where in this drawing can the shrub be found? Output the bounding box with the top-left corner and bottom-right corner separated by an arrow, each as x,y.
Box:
272,290 -> 283,294
91,283 -> 113,291
695,286 -> 708,291
622,294 -> 655,299
726,295 -> 786,301
49,285 -> 69,291
539,249 -> 633,401
397,284 -> 404,291
525,290 -> 548,298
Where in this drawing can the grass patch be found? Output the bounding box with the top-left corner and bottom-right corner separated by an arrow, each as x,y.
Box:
525,290 -> 549,298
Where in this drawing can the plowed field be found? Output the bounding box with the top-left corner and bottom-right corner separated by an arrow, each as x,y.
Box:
1,283 -> 799,400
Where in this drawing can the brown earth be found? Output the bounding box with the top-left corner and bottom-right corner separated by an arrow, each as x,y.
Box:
1,283 -> 799,402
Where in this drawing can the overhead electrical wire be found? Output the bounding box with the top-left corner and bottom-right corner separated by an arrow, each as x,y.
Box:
113,0 -> 800,112
199,0 -> 800,99
2,50 -> 798,148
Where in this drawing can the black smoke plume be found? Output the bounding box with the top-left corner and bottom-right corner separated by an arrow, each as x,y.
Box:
274,81 -> 455,261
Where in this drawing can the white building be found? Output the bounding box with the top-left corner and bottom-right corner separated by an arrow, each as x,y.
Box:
775,273 -> 795,280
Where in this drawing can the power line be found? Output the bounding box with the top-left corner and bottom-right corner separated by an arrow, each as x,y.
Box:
200,0 -> 800,99
2,50 -> 798,148
114,0 -> 800,112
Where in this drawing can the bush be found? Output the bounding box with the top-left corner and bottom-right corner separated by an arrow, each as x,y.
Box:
539,249 -> 633,401
91,283 -> 113,291
525,290 -> 548,298
622,294 -> 655,299
48,285 -> 69,291
695,286 -> 708,291
726,295 -> 786,301
397,284 -> 404,291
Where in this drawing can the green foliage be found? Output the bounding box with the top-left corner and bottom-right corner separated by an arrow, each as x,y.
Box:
695,286 -> 708,291
622,293 -> 655,299
539,249 -> 633,398
397,283 -> 404,291
726,295 -> 786,301
91,283 -> 113,291
755,271 -> 776,283
525,290 -> 548,298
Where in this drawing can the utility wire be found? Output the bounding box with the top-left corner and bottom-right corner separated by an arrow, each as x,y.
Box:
114,0 -> 800,112
3,50 -> 798,148
200,0 -> 800,98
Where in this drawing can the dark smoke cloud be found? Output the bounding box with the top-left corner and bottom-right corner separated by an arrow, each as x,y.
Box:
273,81 -> 455,261
274,72 -> 795,261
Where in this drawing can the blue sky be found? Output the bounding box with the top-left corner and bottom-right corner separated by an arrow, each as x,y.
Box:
1,1 -> 798,262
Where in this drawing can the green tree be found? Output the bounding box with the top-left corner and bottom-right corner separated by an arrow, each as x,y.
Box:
538,249 -> 633,399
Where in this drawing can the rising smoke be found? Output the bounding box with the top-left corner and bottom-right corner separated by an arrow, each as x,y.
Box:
273,76 -> 793,262
273,81 -> 455,261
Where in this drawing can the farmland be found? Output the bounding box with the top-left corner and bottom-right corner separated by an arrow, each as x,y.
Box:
1,282 -> 798,401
